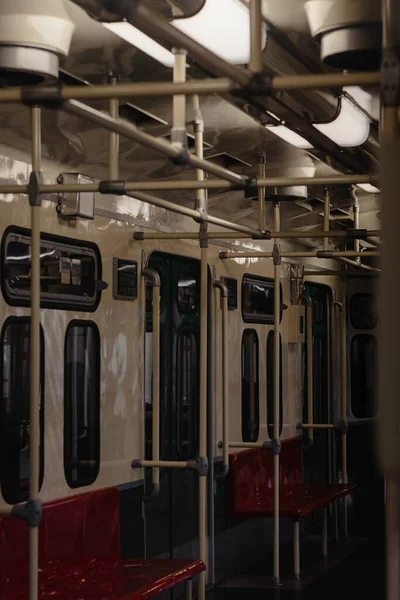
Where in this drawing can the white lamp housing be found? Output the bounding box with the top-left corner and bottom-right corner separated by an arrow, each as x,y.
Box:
172,0 -> 267,65
0,0 -> 75,83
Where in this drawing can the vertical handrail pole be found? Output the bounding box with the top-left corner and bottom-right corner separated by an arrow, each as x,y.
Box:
192,95 -> 206,218
299,294 -> 313,445
142,269 -> 161,497
352,189 -> 360,260
340,278 -> 348,538
323,187 -> 330,252
199,229 -> 208,600
29,105 -> 42,600
249,0 -> 263,74
213,281 -> 229,477
273,200 -> 281,584
108,73 -> 119,180
172,48 -> 188,149
258,153 -> 266,232
380,1 -> 400,599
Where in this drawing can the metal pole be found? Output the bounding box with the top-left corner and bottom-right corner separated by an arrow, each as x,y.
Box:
353,190 -> 360,260
134,460 -> 189,469
219,251 -> 379,259
108,75 -> 119,180
172,49 -> 187,148
214,281 -> 229,477
273,201 -> 281,584
258,153 -> 266,232
192,95 -> 206,217
340,278 -> 348,539
299,424 -> 335,430
249,0 -> 263,74
134,230 -> 381,241
322,508 -> 328,557
323,187 -> 330,252
199,239 -> 208,600
293,521 -> 300,580
226,441 -> 267,448
64,100 -> 246,186
142,269 -> 161,497
29,105 -> 42,600
380,2 -> 400,598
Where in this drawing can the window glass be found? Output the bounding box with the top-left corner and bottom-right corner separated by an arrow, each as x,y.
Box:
267,331 -> 283,439
242,275 -> 281,324
2,227 -> 101,311
0,318 -> 44,504
312,289 -> 327,326
241,329 -> 259,442
176,331 -> 199,459
351,334 -> 377,418
350,293 -> 377,330
177,272 -> 197,312
64,321 -> 100,488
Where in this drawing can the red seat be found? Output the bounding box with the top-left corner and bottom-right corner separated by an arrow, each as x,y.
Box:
0,487 -> 205,599
228,437 -> 357,521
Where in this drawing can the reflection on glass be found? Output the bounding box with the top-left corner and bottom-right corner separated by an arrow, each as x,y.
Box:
177,272 -> 197,312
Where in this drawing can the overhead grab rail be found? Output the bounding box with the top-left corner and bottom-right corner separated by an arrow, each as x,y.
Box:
213,280 -> 229,479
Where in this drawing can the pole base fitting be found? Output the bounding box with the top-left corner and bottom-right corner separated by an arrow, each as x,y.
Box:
131,459 -> 142,469
12,499 -> 42,527
187,456 -> 209,476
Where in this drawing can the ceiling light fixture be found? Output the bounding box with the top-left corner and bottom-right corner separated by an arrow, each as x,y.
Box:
357,183 -> 380,194
172,0 -> 267,64
103,22 -> 175,68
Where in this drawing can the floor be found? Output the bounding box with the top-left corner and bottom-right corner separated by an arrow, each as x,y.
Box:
208,535 -> 384,599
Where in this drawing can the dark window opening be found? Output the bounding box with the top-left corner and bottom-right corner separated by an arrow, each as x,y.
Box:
351,334 -> 377,419
176,331 -> 199,459
2,226 -> 102,311
350,293 -> 377,330
64,321 -> 100,488
267,331 -> 283,439
241,329 -> 259,442
0,318 -> 44,504
177,272 -> 197,313
242,275 -> 282,324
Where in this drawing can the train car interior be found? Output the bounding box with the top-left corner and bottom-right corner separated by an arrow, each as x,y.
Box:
0,0 -> 396,599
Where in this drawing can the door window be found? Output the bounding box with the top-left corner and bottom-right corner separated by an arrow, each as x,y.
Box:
241,329 -> 259,442
176,331 -> 199,458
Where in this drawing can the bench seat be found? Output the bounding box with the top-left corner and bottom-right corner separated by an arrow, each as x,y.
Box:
230,482 -> 358,520
0,487 -> 205,599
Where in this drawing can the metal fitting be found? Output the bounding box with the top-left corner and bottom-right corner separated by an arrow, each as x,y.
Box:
131,459 -> 142,469
317,251 -> 333,259
347,228 -> 369,240
337,421 -> 349,434
187,456 -> 209,476
134,232 -> 145,241
233,74 -> 273,98
12,499 -> 43,528
262,441 -> 273,451
21,84 -> 64,108
273,244 -> 281,266
271,439 -> 281,455
170,128 -> 188,148
251,231 -> 272,240
199,222 -> 209,249
170,147 -> 191,166
99,180 -> 126,195
219,252 -> 228,260
28,171 -> 43,207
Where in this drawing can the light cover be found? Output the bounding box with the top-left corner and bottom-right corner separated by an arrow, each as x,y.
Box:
172,0 -> 267,64
266,86 -> 371,149
103,22 -> 175,67
358,184 -> 380,194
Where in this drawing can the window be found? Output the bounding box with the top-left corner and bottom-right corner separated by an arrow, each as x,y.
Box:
241,330 -> 259,442
2,226 -> 102,311
350,293 -> 377,330
351,334 -> 377,418
177,272 -> 197,312
222,277 -> 238,310
0,318 -> 44,504
267,331 -> 283,439
176,331 -> 199,459
242,275 -> 282,324
64,321 -> 100,488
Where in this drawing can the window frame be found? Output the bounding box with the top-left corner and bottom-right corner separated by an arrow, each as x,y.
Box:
1,225 -> 103,312
241,328 -> 260,443
241,274 -> 282,324
0,316 -> 45,505
63,319 -> 101,489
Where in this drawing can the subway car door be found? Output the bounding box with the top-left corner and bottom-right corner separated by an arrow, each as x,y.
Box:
144,252 -> 201,559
